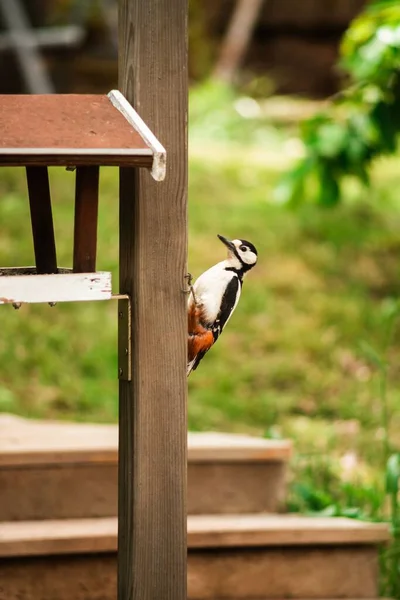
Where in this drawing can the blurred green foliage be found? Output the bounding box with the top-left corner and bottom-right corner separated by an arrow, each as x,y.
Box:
278,0 -> 400,206
190,80 -> 285,147
384,452 -> 400,597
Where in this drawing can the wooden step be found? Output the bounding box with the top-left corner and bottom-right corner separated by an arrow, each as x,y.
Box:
0,415 -> 291,520
0,514 -> 389,599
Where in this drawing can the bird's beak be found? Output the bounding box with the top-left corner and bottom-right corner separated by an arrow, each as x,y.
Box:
217,234 -> 236,253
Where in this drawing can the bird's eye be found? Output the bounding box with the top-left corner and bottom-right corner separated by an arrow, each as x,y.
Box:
240,245 -> 247,252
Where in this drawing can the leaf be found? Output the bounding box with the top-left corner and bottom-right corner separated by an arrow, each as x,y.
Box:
278,0 -> 400,206
341,506 -> 365,519
317,164 -> 340,207
386,453 -> 400,495
314,122 -> 349,158
293,483 -> 333,511
316,505 -> 339,517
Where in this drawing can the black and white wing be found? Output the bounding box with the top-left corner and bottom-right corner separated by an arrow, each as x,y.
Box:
212,274 -> 241,342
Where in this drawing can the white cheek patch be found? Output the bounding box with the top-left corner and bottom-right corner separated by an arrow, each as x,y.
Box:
231,239 -> 257,266
242,251 -> 257,265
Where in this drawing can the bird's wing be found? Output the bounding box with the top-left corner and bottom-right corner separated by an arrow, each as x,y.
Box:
212,274 -> 241,341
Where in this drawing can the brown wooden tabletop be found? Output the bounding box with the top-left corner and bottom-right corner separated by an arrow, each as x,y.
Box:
0,94 -> 154,167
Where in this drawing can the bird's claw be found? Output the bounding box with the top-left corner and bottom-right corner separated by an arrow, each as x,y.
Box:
182,273 -> 197,304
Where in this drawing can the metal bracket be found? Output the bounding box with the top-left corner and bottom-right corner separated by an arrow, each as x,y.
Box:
112,293 -> 132,381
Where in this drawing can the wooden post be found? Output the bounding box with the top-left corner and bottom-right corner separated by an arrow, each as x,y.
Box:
26,166 -> 58,274
73,166 -> 100,273
118,1 -> 188,600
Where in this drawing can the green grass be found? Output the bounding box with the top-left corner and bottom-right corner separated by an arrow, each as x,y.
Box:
1,154 -> 400,453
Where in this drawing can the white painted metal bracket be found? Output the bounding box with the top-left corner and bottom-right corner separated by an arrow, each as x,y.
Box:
108,89 -> 167,182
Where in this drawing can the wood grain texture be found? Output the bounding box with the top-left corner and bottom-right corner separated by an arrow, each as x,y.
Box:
188,546 -> 379,599
0,464 -> 118,521
0,419 -> 289,520
0,458 -> 286,521
0,94 -> 151,150
0,543 -> 381,599
26,167 -> 57,274
73,166 -> 99,273
118,1 -> 188,600
0,552 -> 382,600
186,514 -> 390,547
0,416 -> 291,465
0,518 -> 117,558
188,462 -> 287,515
0,554 -> 117,600
0,515 -> 389,559
188,432 -> 291,462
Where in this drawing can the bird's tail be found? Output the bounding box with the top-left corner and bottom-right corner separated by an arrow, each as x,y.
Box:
187,358 -> 196,377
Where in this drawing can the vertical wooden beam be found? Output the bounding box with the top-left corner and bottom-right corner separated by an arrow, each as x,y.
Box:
26,166 -> 57,274
118,0 -> 188,599
73,166 -> 100,273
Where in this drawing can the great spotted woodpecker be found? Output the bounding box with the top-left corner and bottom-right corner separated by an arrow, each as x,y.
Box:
187,234 -> 258,376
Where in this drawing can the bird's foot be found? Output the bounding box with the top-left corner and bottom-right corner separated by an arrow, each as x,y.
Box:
182,273 -> 198,304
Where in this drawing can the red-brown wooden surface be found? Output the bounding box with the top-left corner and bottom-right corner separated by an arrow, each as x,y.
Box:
0,94 -> 153,167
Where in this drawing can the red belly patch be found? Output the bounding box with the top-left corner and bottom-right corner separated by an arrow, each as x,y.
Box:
187,301 -> 214,362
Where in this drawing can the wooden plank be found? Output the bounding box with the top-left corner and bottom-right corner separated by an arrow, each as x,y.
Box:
26,167 -> 57,274
188,432 -> 292,462
0,416 -> 117,466
73,166 -> 100,273
0,92 -> 164,169
0,417 -> 291,465
0,464 -> 119,521
0,460 -> 286,521
0,269 -> 111,304
0,551 -> 382,600
0,518 -> 117,558
188,462 -> 286,514
0,95 -> 151,151
0,152 -> 152,168
118,0 -> 188,599
0,515 -> 389,559
0,419 -> 289,519
188,546 -> 379,599
0,555 -> 117,600
187,514 -> 390,547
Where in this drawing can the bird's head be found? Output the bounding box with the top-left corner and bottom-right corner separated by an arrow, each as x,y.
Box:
217,234 -> 258,271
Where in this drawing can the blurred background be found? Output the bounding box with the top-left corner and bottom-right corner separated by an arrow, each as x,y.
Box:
0,0 -> 400,594
0,0 -> 366,95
